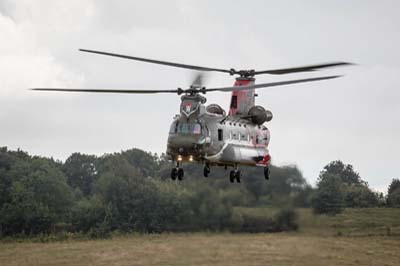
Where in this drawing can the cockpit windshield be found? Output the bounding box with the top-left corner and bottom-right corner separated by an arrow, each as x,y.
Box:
170,122 -> 202,134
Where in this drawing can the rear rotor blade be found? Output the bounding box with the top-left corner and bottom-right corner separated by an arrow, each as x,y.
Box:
79,49 -> 353,77
205,75 -> 342,92
79,49 -> 232,74
253,62 -> 353,75
31,88 -> 179,94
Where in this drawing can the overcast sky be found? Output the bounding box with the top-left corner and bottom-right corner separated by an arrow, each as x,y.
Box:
1,0 -> 399,192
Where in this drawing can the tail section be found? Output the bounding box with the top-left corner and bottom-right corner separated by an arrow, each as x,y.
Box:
228,78 -> 255,116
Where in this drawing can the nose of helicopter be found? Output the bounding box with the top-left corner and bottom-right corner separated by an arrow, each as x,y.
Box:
167,133 -> 208,158
168,133 -> 202,149
167,121 -> 210,160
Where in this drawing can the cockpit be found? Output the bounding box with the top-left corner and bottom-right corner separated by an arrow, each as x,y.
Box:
170,121 -> 202,135
167,119 -> 212,162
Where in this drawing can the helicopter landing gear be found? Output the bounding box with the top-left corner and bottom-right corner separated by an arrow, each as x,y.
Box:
171,167 -> 184,180
203,163 -> 210,177
171,162 -> 184,181
171,168 -> 178,180
177,168 -> 184,181
229,166 -> 241,183
229,170 -> 235,183
264,166 -> 270,180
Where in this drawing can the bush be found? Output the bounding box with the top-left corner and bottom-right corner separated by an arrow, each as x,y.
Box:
230,208 -> 298,233
186,186 -> 233,231
274,208 -> 298,231
239,215 -> 276,233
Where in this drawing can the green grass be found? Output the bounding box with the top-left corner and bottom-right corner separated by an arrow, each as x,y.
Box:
1,208 -> 400,266
297,208 -> 400,236
234,207 -> 400,237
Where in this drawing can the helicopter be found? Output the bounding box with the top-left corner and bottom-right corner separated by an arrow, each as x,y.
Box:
32,49 -> 352,183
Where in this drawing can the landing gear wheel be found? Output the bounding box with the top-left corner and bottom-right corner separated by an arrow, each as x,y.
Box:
171,168 -> 178,180
203,165 -> 210,178
264,166 -> 270,180
229,170 -> 235,183
178,168 -> 184,181
235,171 -> 241,183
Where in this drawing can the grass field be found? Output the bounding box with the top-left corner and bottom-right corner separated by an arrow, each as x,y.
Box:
1,208 -> 400,266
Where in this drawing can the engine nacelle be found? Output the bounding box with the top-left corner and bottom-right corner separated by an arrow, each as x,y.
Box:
206,104 -> 226,116
248,105 -> 273,125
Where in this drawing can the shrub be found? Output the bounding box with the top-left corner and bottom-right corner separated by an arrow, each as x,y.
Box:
274,208 -> 298,231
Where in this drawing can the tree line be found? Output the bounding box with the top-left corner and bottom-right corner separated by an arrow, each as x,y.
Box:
0,147 -> 398,237
313,160 -> 400,214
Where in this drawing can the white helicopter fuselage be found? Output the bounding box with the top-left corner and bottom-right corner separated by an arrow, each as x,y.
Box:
166,78 -> 271,168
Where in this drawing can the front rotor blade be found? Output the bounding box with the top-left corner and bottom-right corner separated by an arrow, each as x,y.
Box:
253,62 -> 352,75
31,88 -> 179,94
79,49 -> 232,74
205,75 -> 342,92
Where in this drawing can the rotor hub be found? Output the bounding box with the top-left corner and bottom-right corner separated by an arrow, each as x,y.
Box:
230,69 -> 256,78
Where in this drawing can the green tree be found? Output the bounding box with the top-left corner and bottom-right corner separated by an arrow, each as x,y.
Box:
387,178 -> 400,207
121,148 -> 160,178
0,148 -> 13,208
239,165 -> 308,205
0,158 -> 72,235
292,184 -> 314,207
95,157 -> 187,233
312,174 -> 344,215
70,195 -> 108,234
63,153 -> 98,196
320,160 -> 378,208
321,160 -> 363,185
344,184 -> 379,207
244,173 -> 266,202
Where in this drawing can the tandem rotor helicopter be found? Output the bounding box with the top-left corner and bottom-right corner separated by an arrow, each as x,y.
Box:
33,49 -> 352,183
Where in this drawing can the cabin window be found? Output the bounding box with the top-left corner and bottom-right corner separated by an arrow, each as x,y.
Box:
218,129 -> 223,141
230,95 -> 237,109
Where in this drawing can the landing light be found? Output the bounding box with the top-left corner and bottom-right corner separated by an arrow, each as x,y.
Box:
177,155 -> 183,161
189,155 -> 193,162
